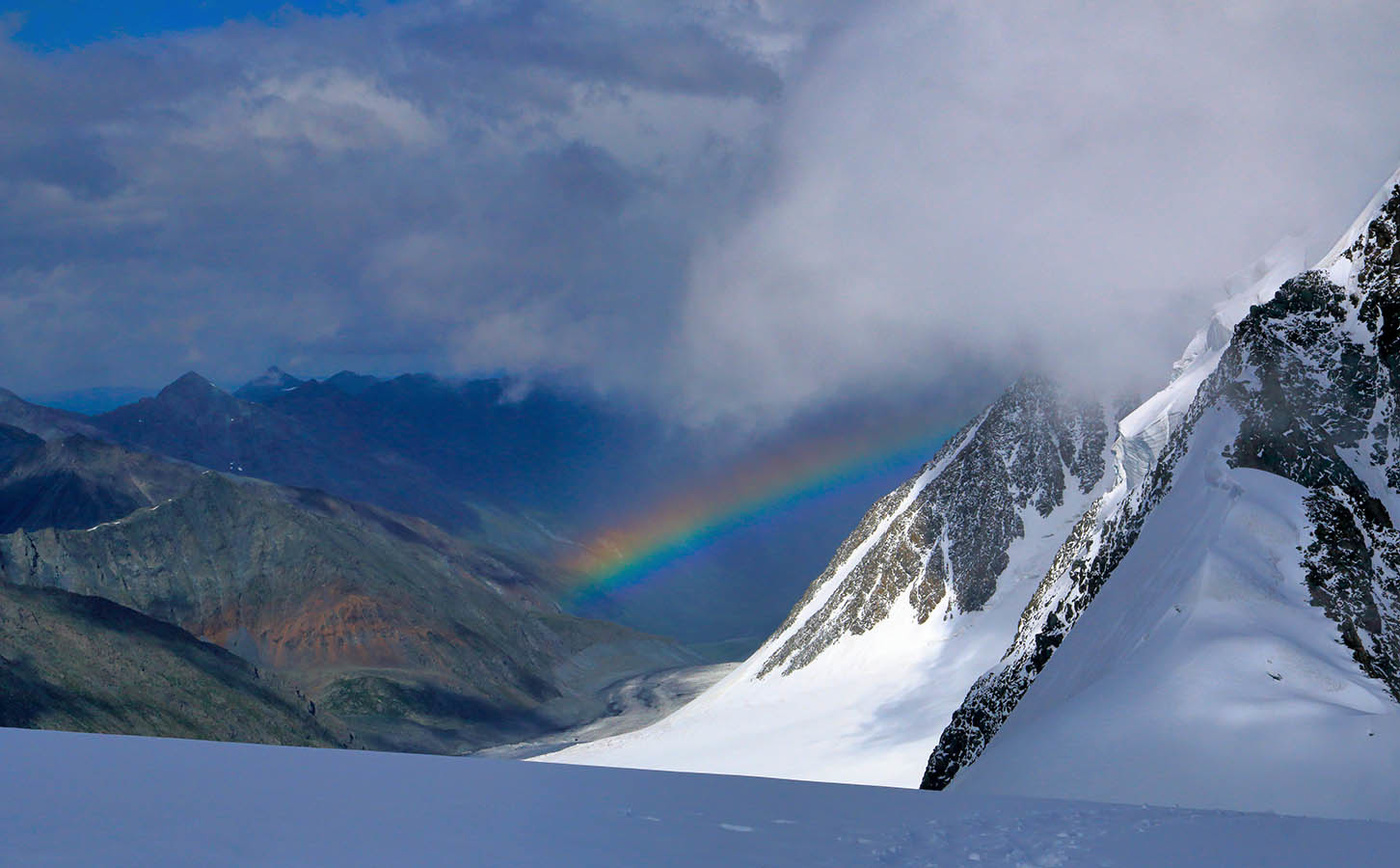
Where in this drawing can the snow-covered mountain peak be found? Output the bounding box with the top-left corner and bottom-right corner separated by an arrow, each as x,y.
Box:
1126,237 -> 1307,492
542,376 -> 1116,786
754,376 -> 1112,680
921,169 -> 1400,815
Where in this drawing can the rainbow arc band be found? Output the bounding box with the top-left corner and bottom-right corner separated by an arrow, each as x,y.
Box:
562,422 -> 953,601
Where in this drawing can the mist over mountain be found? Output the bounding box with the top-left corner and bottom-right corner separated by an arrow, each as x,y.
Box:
548,168 -> 1400,824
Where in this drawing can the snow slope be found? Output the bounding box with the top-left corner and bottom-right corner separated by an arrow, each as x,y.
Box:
4,727 -> 1399,867
546,382 -> 1114,786
926,169 -> 1400,816
953,408 -> 1400,820
543,523 -> 1072,786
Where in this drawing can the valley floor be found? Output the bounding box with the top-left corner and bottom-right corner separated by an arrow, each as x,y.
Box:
474,662 -> 738,760
3,727 -> 1398,867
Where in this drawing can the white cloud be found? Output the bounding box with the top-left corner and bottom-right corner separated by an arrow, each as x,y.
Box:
5,0 -> 1400,432
183,69 -> 442,154
672,0 -> 1400,424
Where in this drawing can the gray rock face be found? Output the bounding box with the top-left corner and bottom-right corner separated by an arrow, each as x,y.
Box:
758,377 -> 1111,678
922,181 -> 1400,790
0,435 -> 205,534
0,391 -> 101,442
1222,190 -> 1400,699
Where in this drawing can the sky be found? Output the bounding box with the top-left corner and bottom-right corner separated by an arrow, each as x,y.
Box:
2,2 -> 391,49
2,0 -> 1400,430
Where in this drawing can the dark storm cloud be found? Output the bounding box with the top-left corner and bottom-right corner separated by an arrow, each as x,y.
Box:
0,0 -> 807,396
3,0 -> 1400,431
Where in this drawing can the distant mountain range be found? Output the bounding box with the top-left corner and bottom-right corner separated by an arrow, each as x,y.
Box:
0,339 -> 961,754
0,358 -> 924,753
92,369 -> 654,543
7,366 -> 945,647
0,395 -> 695,752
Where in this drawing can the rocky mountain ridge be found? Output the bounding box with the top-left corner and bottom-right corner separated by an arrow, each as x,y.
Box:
0,428 -> 694,753
758,377 -> 1111,678
921,172 -> 1400,794
542,377 -> 1118,785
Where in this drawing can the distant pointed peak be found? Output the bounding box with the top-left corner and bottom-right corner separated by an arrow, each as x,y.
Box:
171,371 -> 215,388
157,372 -> 231,403
257,365 -> 302,382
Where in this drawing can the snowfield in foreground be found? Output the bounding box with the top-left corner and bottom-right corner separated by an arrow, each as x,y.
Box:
3,728 -> 1398,867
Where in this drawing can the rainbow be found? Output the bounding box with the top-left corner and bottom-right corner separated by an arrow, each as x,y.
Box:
561,417 -> 954,601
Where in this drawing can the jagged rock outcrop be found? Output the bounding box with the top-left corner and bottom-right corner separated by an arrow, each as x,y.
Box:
759,377 -> 1111,678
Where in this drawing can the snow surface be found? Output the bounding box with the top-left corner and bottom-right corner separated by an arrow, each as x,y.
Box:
953,408 -> 1400,821
1119,237 -> 1304,490
4,727 -> 1399,867
943,182 -> 1400,820
543,474 -> 1105,787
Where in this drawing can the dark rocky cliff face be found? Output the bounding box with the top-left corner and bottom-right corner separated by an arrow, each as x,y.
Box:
758,377 -> 1110,678
0,435 -> 206,534
922,182 -> 1400,790
1220,188 -> 1400,700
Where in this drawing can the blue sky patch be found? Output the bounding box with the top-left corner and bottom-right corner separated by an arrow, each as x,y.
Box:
2,1 -> 391,49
